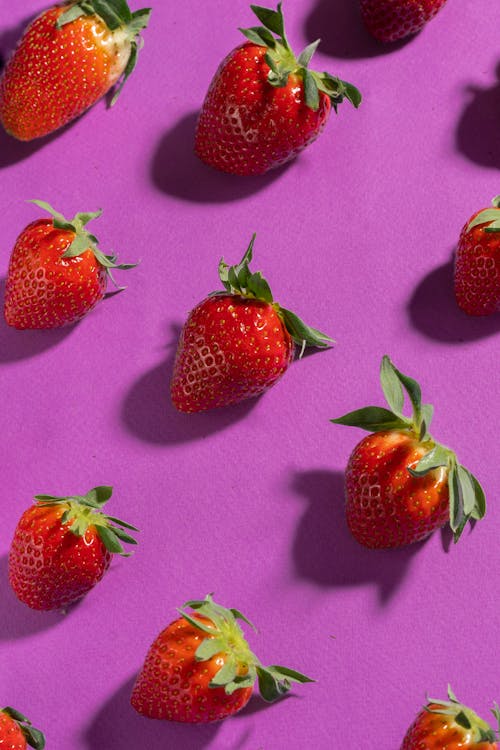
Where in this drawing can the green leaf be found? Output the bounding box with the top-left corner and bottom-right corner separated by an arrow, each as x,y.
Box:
85,486 -> 113,507
407,445 -> 450,477
105,516 -> 140,531
419,403 -> 434,438
467,208 -> 500,233
209,658 -> 237,687
267,665 -> 315,683
225,675 -> 256,694
56,5 -> 87,28
256,666 -> 284,702
380,355 -> 404,416
62,233 -> 93,258
279,307 -> 332,349
239,26 -> 276,47
110,526 -> 138,545
297,39 -> 320,68
389,359 -> 422,426
96,525 -> 124,554
247,271 -> 273,303
467,471 -> 486,520
179,610 -> 217,635
230,608 -> 256,631
128,7 -> 152,34
3,708 -> 29,723
455,711 -> 472,730
456,465 -> 477,517
303,69 -> 319,111
23,726 -> 46,750
448,465 -> 465,539
195,637 -> 224,662
88,0 -> 132,30
331,407 -> 410,433
251,3 -> 285,38
341,80 -> 362,108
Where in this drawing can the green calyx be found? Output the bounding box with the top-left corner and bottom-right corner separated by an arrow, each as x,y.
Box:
1,707 -> 45,750
239,3 -> 361,112
331,355 -> 487,542
179,594 -> 314,701
30,200 -> 136,289
425,686 -> 499,744
466,195 -> 500,233
56,1 -> 152,105
211,234 -> 333,353
34,486 -> 139,556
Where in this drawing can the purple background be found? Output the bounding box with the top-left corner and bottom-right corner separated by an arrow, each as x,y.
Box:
0,0 -> 499,747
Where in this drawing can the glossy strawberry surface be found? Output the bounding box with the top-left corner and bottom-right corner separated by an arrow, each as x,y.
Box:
402,703 -> 498,750
454,209 -> 500,316
0,711 -> 28,750
0,5 -> 130,141
171,294 -> 294,412
4,219 -> 107,329
131,614 -> 253,723
346,430 -> 449,548
195,43 -> 331,176
9,504 -> 111,611
360,0 -> 448,42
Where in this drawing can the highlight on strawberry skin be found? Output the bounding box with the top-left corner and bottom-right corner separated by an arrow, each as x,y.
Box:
331,355 -> 486,549
195,3 -> 361,176
401,686 -> 500,749
170,234 -> 333,413
0,707 -> 45,750
131,594 -> 314,723
9,486 -> 139,611
359,0 -> 448,43
3,200 -> 136,330
454,195 -> 500,316
0,1 -> 152,141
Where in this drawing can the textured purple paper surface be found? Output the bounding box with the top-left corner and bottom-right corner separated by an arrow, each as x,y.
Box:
0,0 -> 499,747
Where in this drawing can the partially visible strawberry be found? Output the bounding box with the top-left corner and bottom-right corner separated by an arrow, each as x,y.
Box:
0,707 -> 45,750
9,486 -> 138,611
0,1 -> 151,141
131,594 -> 313,723
402,686 -> 499,749
195,3 -> 361,176
454,196 -> 500,316
4,200 -> 136,330
331,356 -> 486,548
360,0 -> 447,43
170,235 -> 332,413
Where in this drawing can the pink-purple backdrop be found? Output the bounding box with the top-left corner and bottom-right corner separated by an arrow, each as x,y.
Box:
0,0 -> 499,747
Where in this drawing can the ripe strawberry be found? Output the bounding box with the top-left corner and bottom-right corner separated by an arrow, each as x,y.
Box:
331,356 -> 486,548
0,1 -> 151,141
131,594 -> 313,723
0,707 -> 45,750
359,0 -> 448,43
9,486 -> 138,611
454,196 -> 500,316
402,686 -> 499,749
4,200 -> 136,330
195,3 -> 361,176
171,235 -> 332,413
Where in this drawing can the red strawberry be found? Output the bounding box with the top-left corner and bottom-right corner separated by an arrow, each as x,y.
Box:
454,196 -> 500,316
4,200 -> 135,330
195,3 -> 361,176
360,0 -> 448,43
131,594 -> 313,723
170,235 -> 332,413
331,356 -> 486,548
0,1 -> 151,141
9,486 -> 138,611
0,707 -> 45,750
402,686 -> 499,749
